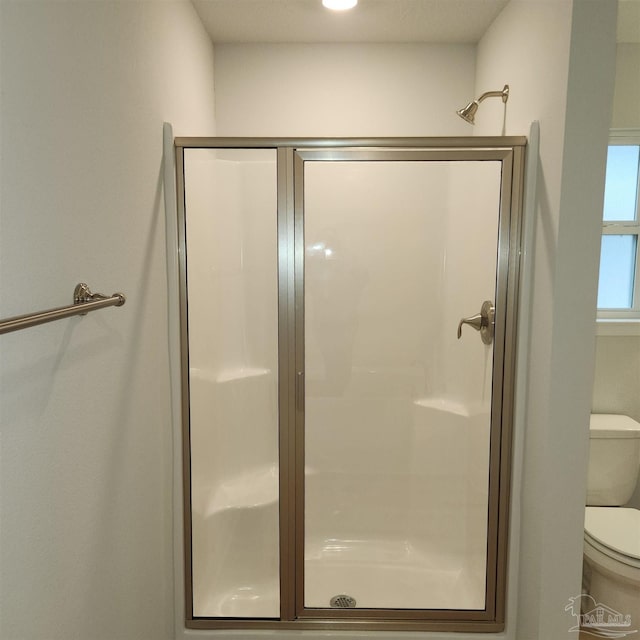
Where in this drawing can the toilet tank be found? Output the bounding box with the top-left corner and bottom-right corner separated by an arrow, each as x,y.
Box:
587,414 -> 640,506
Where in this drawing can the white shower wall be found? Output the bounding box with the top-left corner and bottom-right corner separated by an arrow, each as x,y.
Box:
304,161 -> 499,414
303,159 -> 500,609
184,151 -> 278,375
184,151 -> 280,617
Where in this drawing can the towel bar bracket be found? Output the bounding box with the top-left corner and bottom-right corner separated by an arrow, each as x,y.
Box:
74,283 -> 126,315
0,282 -> 126,335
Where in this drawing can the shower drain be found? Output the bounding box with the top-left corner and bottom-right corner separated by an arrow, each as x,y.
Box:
330,594 -> 357,608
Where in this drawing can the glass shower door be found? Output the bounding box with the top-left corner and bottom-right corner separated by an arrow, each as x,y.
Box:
298,154 -> 505,614
176,137 -> 525,631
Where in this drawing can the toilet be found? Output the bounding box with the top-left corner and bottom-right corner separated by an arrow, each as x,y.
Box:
584,414 -> 640,629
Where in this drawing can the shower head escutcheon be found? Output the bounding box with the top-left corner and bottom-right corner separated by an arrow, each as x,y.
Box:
456,84 -> 509,125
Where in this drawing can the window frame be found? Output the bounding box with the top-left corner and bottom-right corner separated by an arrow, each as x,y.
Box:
597,128 -> 640,323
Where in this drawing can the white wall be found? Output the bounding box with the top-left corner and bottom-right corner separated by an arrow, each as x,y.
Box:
0,2 -> 216,639
0,2 -> 621,639
213,43 -> 476,137
475,1 -> 617,639
592,41 -> 640,509
611,43 -> 640,129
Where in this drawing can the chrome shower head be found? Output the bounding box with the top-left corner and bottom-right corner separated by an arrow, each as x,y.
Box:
456,84 -> 509,125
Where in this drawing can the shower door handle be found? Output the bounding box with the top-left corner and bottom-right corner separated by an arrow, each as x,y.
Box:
457,301 -> 495,345
296,371 -> 305,411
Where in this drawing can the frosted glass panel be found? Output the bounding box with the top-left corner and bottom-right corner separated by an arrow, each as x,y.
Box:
598,234 -> 637,309
303,161 -> 501,610
184,149 -> 280,618
603,146 -> 639,222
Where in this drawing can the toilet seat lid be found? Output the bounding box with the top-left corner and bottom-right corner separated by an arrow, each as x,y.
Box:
585,507 -> 640,561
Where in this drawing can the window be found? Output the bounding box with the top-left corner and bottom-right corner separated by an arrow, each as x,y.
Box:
597,130 -> 640,321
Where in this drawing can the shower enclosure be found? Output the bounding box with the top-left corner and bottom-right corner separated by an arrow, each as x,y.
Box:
175,137 -> 526,632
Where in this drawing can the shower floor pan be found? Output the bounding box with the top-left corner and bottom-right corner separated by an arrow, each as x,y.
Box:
197,537 -> 485,617
305,537 -> 486,610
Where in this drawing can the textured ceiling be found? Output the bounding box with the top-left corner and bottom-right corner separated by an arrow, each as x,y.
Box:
192,0 -> 640,45
191,0 -> 510,44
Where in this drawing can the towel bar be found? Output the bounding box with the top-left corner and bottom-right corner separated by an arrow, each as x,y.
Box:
0,283 -> 126,335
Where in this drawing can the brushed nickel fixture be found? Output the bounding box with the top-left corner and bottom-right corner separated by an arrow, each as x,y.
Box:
330,594 -> 357,608
456,85 -> 509,125
457,300 -> 495,345
0,283 -> 126,335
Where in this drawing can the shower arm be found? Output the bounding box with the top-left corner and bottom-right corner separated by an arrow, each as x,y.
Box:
477,85 -> 509,105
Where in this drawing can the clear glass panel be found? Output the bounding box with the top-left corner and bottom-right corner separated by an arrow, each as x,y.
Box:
184,149 -> 280,618
303,160 -> 501,610
603,145 -> 640,222
597,234 -> 637,309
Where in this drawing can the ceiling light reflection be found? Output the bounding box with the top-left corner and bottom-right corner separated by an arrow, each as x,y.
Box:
322,0 -> 358,11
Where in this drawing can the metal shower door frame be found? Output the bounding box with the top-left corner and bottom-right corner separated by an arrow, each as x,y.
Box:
175,136 -> 526,633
